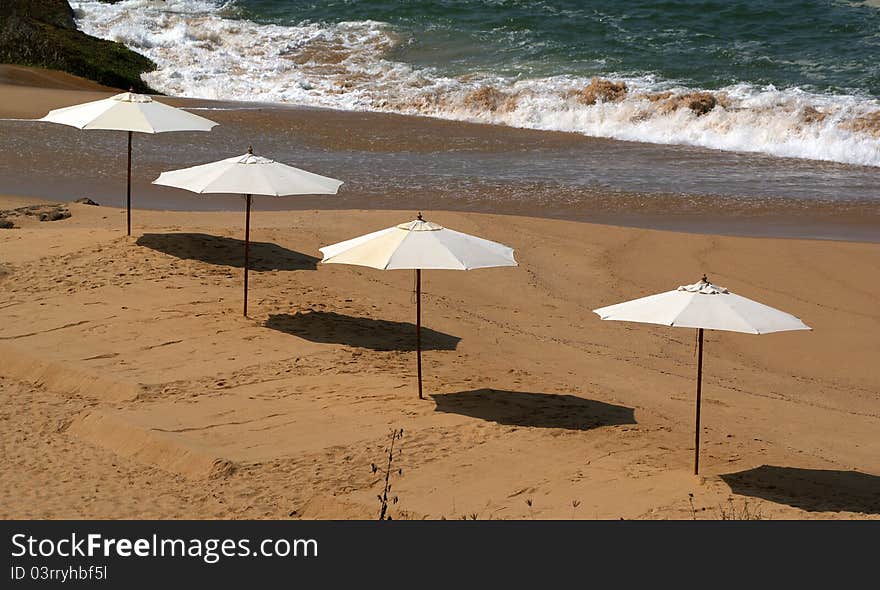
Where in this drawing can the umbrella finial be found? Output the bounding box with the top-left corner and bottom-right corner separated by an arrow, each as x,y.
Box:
417,212 -> 424,221
247,145 -> 254,155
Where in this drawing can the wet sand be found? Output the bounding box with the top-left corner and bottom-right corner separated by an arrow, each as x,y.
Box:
0,67 -> 878,242
0,68 -> 878,520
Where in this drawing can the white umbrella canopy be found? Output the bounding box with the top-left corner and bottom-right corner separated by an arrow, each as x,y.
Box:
593,275 -> 811,474
153,147 -> 344,317
39,91 -> 218,235
40,91 -> 217,133
320,213 -> 517,398
319,217 -> 517,270
593,278 -> 811,334
153,151 -> 343,196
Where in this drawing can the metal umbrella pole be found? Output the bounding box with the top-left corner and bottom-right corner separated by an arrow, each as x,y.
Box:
416,268 -> 423,399
694,327 -> 704,475
243,194 -> 252,317
126,131 -> 132,236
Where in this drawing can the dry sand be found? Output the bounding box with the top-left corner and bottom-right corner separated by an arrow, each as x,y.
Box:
0,68 -> 878,520
1,195 -> 878,520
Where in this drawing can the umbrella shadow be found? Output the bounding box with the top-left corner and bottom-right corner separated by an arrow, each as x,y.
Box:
265,311 -> 461,351
721,465 -> 880,514
432,389 -> 636,431
136,233 -> 318,271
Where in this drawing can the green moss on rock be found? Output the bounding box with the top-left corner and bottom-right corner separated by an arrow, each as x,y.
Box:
0,0 -> 157,92
2,0 -> 76,29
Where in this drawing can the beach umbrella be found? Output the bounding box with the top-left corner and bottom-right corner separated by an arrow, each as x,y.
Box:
39,90 -> 218,236
593,275 -> 810,475
319,213 -> 517,399
153,147 -> 343,317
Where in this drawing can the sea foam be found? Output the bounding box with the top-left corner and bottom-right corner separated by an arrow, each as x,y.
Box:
70,0 -> 880,167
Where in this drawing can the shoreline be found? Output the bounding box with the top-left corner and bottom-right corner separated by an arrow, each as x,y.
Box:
0,66 -> 878,245
2,193 -> 875,246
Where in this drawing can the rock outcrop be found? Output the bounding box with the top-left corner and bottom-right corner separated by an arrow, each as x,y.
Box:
0,0 -> 156,92
0,203 -> 72,224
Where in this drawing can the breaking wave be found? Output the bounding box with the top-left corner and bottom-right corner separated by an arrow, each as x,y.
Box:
70,0 -> 880,166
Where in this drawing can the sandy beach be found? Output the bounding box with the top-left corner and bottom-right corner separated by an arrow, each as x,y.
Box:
1,70 -> 878,520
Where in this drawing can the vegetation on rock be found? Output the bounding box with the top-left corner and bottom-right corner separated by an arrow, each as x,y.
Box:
0,0 -> 156,92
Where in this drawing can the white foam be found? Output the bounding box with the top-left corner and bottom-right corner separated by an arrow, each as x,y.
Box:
71,0 -> 880,167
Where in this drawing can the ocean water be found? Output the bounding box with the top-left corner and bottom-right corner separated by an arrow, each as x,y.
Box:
68,0 -> 880,167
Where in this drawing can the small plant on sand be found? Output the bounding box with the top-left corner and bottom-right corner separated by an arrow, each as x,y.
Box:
687,493 -> 765,520
717,497 -> 765,520
571,499 -> 582,520
688,492 -> 700,520
372,428 -> 404,520
525,498 -> 535,520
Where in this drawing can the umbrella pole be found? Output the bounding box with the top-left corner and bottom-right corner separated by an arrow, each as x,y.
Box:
694,327 -> 704,475
126,131 -> 132,236
416,269 -> 423,399
243,194 -> 252,317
